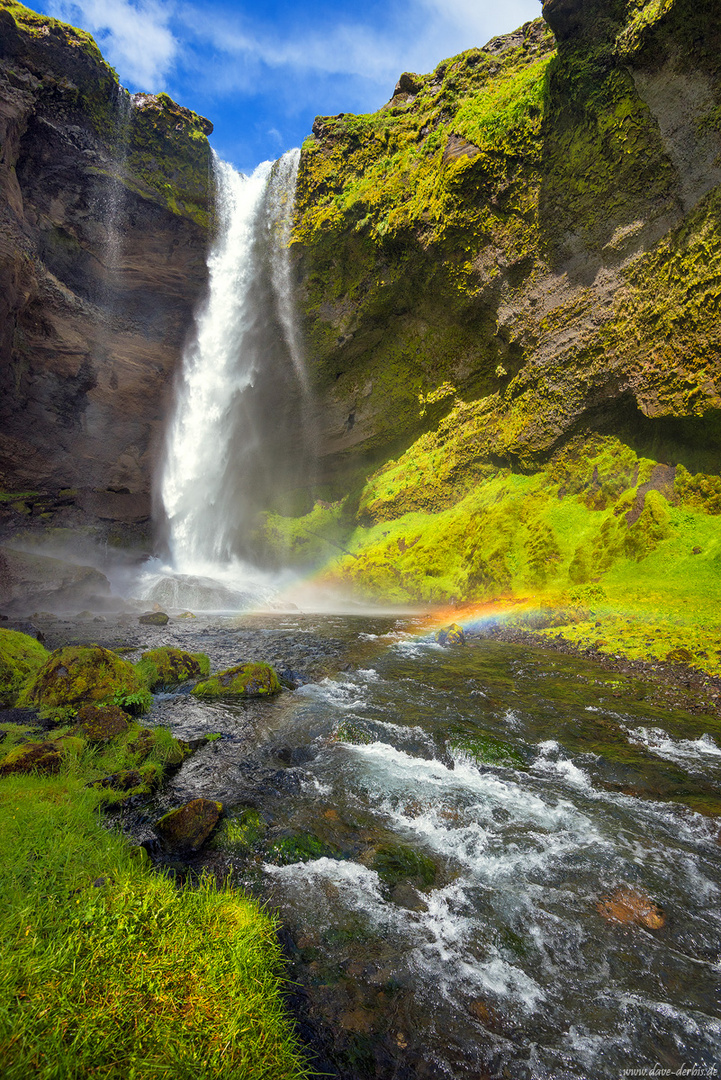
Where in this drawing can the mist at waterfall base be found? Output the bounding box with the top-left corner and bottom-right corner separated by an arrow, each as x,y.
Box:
147,149 -> 318,612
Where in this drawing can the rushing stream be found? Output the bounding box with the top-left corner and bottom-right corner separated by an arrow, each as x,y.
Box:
124,613 -> 721,1079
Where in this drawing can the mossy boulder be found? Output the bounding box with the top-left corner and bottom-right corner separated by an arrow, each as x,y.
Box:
192,663 -> 281,700
156,798 -> 222,851
138,612 -> 170,626
0,629 -> 49,707
19,646 -> 151,713
74,704 -> 130,744
0,740 -> 62,776
434,623 -> 466,646
136,647 -> 210,690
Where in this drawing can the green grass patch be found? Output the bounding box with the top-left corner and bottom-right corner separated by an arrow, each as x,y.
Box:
0,741 -> 309,1077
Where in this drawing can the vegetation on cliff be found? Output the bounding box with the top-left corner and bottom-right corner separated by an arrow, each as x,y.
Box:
279,0 -> 721,675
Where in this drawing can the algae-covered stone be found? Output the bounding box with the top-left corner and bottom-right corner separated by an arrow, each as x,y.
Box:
0,629 -> 49,707
434,623 -> 465,646
139,612 -> 169,626
0,740 -> 62,776
136,647 -> 210,690
211,808 -> 267,853
156,798 -> 222,851
371,842 -> 437,889
192,662 -> 281,699
74,703 -> 130,743
19,645 -> 150,713
265,832 -> 339,865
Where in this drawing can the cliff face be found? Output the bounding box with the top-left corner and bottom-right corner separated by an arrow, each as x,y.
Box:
294,0 -> 720,483
277,0 -> 721,631
0,0 -> 211,543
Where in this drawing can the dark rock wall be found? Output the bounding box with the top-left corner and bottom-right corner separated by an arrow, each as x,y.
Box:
0,0 -> 212,542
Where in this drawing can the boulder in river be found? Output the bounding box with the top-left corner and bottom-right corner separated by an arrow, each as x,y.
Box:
137,647 -> 210,689
596,887 -> 666,930
19,645 -> 151,713
138,611 -> 170,626
192,662 -> 281,699
156,798 -> 223,851
434,623 -> 465,646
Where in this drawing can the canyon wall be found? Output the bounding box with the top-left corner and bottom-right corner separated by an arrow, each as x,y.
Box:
273,0 -> 721,616
0,0 -> 211,547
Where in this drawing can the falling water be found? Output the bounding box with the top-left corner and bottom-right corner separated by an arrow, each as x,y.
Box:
160,150 -> 311,583
267,149 -> 307,393
102,87 -> 132,305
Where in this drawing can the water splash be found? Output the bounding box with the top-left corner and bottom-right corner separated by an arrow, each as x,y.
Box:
159,150 -> 310,584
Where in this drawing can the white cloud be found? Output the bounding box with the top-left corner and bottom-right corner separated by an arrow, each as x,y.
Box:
49,0 -> 178,89
180,0 -> 542,102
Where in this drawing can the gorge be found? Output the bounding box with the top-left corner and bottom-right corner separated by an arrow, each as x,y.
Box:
1,0 -> 721,1076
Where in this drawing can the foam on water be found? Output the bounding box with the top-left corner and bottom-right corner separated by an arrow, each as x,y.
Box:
627,727 -> 721,767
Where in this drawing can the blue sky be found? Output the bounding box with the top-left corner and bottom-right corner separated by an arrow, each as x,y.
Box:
37,0 -> 542,172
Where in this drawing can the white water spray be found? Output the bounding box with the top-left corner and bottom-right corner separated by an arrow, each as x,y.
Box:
159,149 -> 308,588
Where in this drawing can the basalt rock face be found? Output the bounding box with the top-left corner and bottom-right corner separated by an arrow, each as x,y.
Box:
281,0 -> 721,610
0,0 -> 212,545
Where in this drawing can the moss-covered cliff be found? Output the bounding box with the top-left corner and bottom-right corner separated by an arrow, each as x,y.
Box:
0,0 -> 212,544
265,0 -> 721,659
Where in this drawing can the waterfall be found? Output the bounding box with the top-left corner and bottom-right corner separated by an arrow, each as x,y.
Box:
159,149 -> 311,582
102,87 -> 132,307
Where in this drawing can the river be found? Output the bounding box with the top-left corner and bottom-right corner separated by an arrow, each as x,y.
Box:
104,610 -> 721,1079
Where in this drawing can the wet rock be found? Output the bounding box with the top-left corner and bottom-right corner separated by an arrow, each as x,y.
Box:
19,645 -> 150,713
596,887 -> 666,930
265,831 -> 340,865
371,842 -> 437,889
177,611 -> 196,619
138,611 -> 169,626
144,574 -> 259,611
0,627 -> 49,706
434,623 -> 465,646
156,798 -> 223,851
278,668 -> 309,689
0,740 -> 62,776
192,662 -> 281,699
389,882 -> 429,911
137,646 -> 210,689
74,703 -> 130,743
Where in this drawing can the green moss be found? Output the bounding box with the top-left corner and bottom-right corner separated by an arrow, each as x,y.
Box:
450,733 -> 527,769
371,843 -> 437,889
211,809 -> 267,853
126,94 -> 212,228
19,646 -> 150,713
0,630 -> 49,707
136,648 -> 210,690
266,832 -> 340,865
192,663 -> 282,700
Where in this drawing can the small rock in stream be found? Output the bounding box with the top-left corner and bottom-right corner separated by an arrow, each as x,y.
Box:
156,797 -> 223,851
